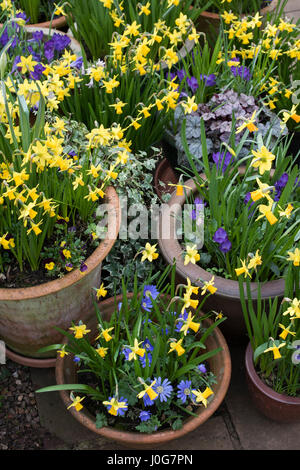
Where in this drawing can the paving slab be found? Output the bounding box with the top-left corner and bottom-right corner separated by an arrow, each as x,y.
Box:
225,345 -> 300,450
31,368 -> 234,451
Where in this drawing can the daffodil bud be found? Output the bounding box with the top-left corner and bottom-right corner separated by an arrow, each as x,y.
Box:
0,52 -> 7,79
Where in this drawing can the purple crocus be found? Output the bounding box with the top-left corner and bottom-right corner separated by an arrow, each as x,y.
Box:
212,151 -> 232,173
187,76 -> 199,93
213,228 -> 228,244
198,363 -> 207,373
200,73 -> 216,87
32,30 -> 44,43
177,69 -> 186,82
231,65 -> 252,81
274,173 -> 289,201
213,228 -> 231,253
30,63 -> 46,80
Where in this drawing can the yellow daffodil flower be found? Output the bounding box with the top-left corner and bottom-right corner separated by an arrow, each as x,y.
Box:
192,387 -> 213,407
67,396 -> 85,412
168,338 -> 185,356
69,324 -> 91,339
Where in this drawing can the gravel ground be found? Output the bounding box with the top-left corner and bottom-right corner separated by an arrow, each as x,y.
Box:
0,360 -> 52,450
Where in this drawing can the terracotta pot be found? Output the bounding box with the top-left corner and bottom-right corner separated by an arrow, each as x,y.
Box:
55,293 -> 231,449
245,342 -> 300,422
25,16 -> 67,31
158,177 -> 285,343
0,16 -> 67,31
1,186 -> 121,368
154,157 -> 180,201
194,0 -> 278,37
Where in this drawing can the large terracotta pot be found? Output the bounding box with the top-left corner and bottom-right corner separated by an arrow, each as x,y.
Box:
158,178 -> 285,343
25,16 -> 67,31
195,0 -> 278,37
245,343 -> 300,423
0,186 -> 121,368
55,293 -> 231,449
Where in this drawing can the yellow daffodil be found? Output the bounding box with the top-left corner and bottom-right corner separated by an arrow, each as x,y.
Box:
67,396 -> 85,412
96,346 -> 108,358
69,324 -> 91,339
251,146 -> 275,175
201,276 -> 217,295
287,248 -> 300,266
137,379 -> 158,401
192,387 -> 213,407
179,312 -> 200,336
168,338 -> 185,356
278,324 -> 296,340
96,283 -> 107,300
263,341 -> 286,360
235,259 -> 252,278
184,245 -> 200,266
247,250 -> 262,270
140,243 -> 159,262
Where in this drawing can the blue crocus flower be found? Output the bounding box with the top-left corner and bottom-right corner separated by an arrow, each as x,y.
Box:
153,377 -> 173,402
139,352 -> 152,368
177,380 -> 192,404
140,410 -> 151,422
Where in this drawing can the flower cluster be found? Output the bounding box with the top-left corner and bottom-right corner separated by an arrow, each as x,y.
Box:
38,265 -> 224,433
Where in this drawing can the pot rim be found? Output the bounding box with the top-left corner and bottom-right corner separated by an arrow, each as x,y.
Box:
55,293 -> 231,446
245,342 -> 300,405
0,186 -> 121,300
24,15 -> 67,29
158,177 -> 285,300
200,0 -> 278,19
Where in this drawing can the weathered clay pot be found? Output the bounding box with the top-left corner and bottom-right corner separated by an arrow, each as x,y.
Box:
154,157 -> 180,201
25,15 -> 67,31
55,293 -> 231,449
195,0 -> 278,37
0,16 -> 67,31
245,343 -> 300,423
0,186 -> 121,368
158,177 -> 285,343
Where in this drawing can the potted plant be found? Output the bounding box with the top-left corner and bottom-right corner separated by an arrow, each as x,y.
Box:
0,76 -> 128,366
58,47 -> 183,154
240,264 -> 300,422
0,15 -> 81,84
158,124 -> 300,341
0,0 -> 67,30
64,0 -> 207,61
195,0 -> 279,39
35,263 -> 231,447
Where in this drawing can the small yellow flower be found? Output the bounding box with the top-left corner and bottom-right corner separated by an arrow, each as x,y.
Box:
96,283 -> 107,300
247,250 -> 262,271
235,259 -> 252,278
251,146 -> 275,175
137,379 -> 158,401
69,324 -> 91,339
192,387 -> 213,407
263,341 -> 286,360
168,338 -> 185,356
140,243 -> 159,262
67,395 -> 85,412
287,248 -> 300,266
96,346 -> 108,358
201,276 -> 217,295
45,262 -> 55,271
184,245 -> 200,266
